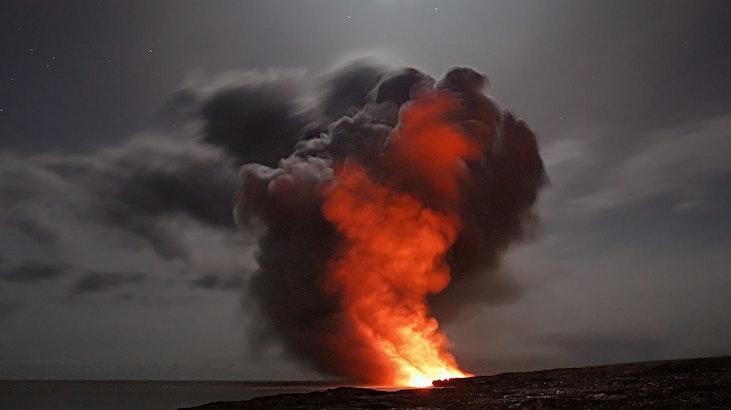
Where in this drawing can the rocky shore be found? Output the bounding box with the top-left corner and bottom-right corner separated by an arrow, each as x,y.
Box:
185,356 -> 731,409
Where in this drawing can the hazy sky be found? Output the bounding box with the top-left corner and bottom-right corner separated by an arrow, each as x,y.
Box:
1,0 -> 730,380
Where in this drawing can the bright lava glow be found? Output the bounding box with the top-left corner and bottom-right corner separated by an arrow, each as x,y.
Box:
396,356 -> 472,388
323,93 -> 477,387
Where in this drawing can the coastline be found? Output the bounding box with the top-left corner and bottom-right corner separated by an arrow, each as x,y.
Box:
184,356 -> 731,409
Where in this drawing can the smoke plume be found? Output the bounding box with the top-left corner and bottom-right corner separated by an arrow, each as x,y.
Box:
203,61 -> 546,385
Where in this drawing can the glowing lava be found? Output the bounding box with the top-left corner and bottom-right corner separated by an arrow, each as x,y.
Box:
322,93 -> 478,387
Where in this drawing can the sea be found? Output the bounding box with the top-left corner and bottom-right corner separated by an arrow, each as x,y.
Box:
0,380 -> 350,409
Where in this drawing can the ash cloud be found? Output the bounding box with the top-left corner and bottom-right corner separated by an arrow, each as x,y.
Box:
176,71 -> 310,167
213,61 -> 547,380
318,59 -> 387,121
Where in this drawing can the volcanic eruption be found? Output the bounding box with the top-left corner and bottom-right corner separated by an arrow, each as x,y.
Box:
220,63 -> 546,386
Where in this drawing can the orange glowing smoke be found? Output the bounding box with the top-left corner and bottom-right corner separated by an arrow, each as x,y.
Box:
322,92 -> 480,387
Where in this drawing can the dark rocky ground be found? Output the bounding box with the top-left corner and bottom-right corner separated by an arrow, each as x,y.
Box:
185,356 -> 731,409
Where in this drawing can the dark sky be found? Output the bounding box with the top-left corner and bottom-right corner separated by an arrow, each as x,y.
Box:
1,0 -> 730,380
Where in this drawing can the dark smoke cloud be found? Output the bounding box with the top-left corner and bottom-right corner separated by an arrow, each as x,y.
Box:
319,59 -> 387,121
203,61 -> 546,380
176,71 -> 310,167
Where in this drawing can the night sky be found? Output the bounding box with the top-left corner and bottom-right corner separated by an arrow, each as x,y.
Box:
1,0 -> 730,380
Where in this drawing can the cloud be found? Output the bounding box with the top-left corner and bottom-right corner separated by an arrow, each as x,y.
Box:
549,113 -> 731,216
188,273 -> 243,291
0,261 -> 70,283
71,271 -> 147,295
317,58 -> 388,121
229,62 -> 546,382
0,135 -> 239,261
0,128 -> 255,311
175,69 -> 311,167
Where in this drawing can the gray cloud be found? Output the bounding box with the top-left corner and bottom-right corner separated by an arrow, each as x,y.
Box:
0,128 -> 256,335
71,271 -> 147,295
542,113 -> 731,218
0,261 -> 69,284
188,273 -> 243,291
0,135 -> 239,261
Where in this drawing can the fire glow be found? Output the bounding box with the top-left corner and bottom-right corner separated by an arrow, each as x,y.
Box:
322,93 -> 478,387
235,64 -> 545,391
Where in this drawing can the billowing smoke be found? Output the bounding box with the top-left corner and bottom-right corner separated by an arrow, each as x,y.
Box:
199,61 -> 546,384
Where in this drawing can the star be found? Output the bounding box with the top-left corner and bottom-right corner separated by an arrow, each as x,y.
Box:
148,48 -> 153,53
345,15 -> 351,21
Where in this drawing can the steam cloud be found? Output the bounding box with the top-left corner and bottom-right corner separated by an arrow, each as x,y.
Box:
196,60 -> 547,382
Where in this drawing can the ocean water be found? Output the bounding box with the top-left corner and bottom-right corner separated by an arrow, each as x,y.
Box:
0,380 -> 344,409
